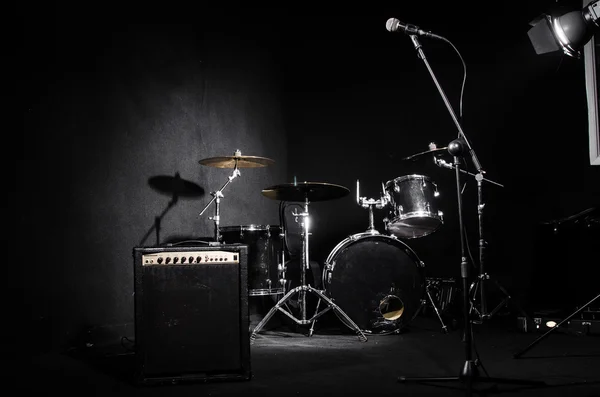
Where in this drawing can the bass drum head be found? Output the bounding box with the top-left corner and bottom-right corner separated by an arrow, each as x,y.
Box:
324,233 -> 425,334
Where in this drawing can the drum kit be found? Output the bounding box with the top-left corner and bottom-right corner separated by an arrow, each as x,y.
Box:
194,148 -> 465,342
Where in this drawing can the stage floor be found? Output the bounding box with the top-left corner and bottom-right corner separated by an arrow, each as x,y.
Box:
26,312 -> 600,397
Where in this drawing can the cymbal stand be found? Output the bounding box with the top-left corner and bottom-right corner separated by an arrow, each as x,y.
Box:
432,157 -> 527,323
397,33 -> 544,395
198,162 -> 241,245
250,196 -> 368,343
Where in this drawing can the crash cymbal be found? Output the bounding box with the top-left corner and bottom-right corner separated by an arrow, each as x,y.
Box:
402,147 -> 448,161
199,155 -> 275,168
262,182 -> 350,202
148,174 -> 205,197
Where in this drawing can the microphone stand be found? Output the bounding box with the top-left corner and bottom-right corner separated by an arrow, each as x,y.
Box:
397,34 -> 544,395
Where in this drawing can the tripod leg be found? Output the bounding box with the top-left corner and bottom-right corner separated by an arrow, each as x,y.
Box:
424,285 -> 449,333
308,297 -> 322,337
250,286 -> 301,344
490,277 -> 531,321
513,292 -> 600,359
307,286 -> 368,342
469,279 -> 485,322
470,273 -> 532,324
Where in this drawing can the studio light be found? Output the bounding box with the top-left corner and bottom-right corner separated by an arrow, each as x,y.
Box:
528,0 -> 600,58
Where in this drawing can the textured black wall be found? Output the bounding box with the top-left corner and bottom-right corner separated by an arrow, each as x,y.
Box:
20,7 -> 288,349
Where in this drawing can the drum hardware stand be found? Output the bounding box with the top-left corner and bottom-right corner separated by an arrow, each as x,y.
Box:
250,196 -> 368,343
198,158 -> 241,246
394,31 -> 544,394
356,179 -> 388,234
413,281 -> 450,334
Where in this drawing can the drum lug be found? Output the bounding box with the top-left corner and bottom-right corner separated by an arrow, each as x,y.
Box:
323,262 -> 333,284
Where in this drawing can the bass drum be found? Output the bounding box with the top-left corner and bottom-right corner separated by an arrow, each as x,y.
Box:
322,233 -> 425,334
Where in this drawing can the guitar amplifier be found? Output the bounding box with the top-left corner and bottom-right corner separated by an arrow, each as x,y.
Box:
133,244 -> 251,385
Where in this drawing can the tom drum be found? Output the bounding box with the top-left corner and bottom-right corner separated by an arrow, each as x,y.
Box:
384,174 -> 443,239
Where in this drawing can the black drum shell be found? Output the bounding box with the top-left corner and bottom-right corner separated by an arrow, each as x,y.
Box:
220,225 -> 283,296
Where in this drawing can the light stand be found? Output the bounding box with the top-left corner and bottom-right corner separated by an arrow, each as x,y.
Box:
395,32 -> 544,395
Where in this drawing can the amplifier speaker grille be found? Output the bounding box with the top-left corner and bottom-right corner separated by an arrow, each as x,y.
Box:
133,244 -> 250,384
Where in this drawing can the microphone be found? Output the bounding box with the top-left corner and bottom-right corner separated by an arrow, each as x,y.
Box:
385,18 -> 443,40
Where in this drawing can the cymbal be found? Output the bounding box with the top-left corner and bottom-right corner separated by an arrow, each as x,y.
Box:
262,182 -> 350,202
148,174 -> 205,197
402,147 -> 448,161
199,155 -> 275,168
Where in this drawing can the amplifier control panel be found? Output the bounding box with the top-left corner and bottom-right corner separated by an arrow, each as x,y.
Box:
142,251 -> 239,266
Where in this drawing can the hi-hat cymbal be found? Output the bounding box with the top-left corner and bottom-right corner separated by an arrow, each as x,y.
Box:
148,174 -> 205,197
402,147 -> 448,161
262,182 -> 350,202
199,155 -> 275,168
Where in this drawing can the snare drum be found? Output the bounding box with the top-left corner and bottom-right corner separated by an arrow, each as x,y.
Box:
384,174 -> 443,239
220,225 -> 284,296
322,232 -> 425,334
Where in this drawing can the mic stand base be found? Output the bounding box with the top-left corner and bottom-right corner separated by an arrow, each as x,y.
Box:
398,359 -> 545,392
398,268 -> 544,395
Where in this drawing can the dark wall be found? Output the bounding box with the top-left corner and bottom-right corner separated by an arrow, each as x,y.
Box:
20,6 -> 288,349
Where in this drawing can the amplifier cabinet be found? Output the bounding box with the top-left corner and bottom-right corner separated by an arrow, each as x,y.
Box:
133,244 -> 250,385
